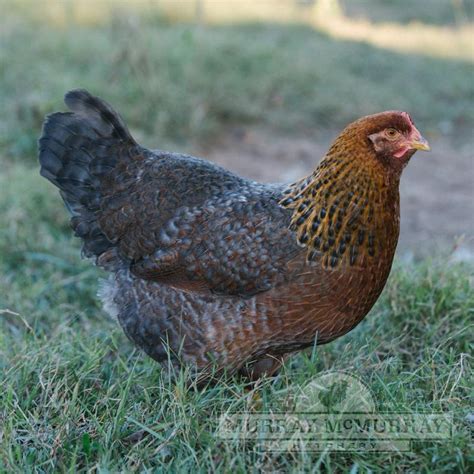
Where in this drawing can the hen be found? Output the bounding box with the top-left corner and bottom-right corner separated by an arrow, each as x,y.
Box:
39,90 -> 430,382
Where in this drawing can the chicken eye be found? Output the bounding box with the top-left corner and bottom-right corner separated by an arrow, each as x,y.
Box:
385,128 -> 399,140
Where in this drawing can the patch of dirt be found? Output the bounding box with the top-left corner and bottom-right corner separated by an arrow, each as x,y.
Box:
199,127 -> 474,260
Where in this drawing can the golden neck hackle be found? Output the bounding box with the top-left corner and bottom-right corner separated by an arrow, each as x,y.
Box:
280,143 -> 400,269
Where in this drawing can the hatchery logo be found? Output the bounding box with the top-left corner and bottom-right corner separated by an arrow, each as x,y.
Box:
217,371 -> 453,452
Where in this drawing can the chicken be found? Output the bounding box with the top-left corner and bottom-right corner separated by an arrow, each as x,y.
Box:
38,90 -> 430,382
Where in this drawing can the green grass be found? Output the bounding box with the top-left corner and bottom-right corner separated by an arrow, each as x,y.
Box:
0,154 -> 473,473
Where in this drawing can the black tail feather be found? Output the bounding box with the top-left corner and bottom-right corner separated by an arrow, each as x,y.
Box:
64,89 -> 135,143
38,89 -> 136,260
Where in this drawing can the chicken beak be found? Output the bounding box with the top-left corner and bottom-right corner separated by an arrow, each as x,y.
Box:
410,134 -> 431,152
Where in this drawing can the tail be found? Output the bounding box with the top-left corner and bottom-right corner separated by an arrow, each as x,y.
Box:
39,89 -> 137,259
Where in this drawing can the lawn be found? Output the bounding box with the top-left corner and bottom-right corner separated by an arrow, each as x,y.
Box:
0,1 -> 473,472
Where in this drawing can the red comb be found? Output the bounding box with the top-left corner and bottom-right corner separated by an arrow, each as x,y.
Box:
401,112 -> 414,126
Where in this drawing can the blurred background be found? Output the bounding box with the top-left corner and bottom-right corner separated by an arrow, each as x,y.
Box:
1,0 -> 473,261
